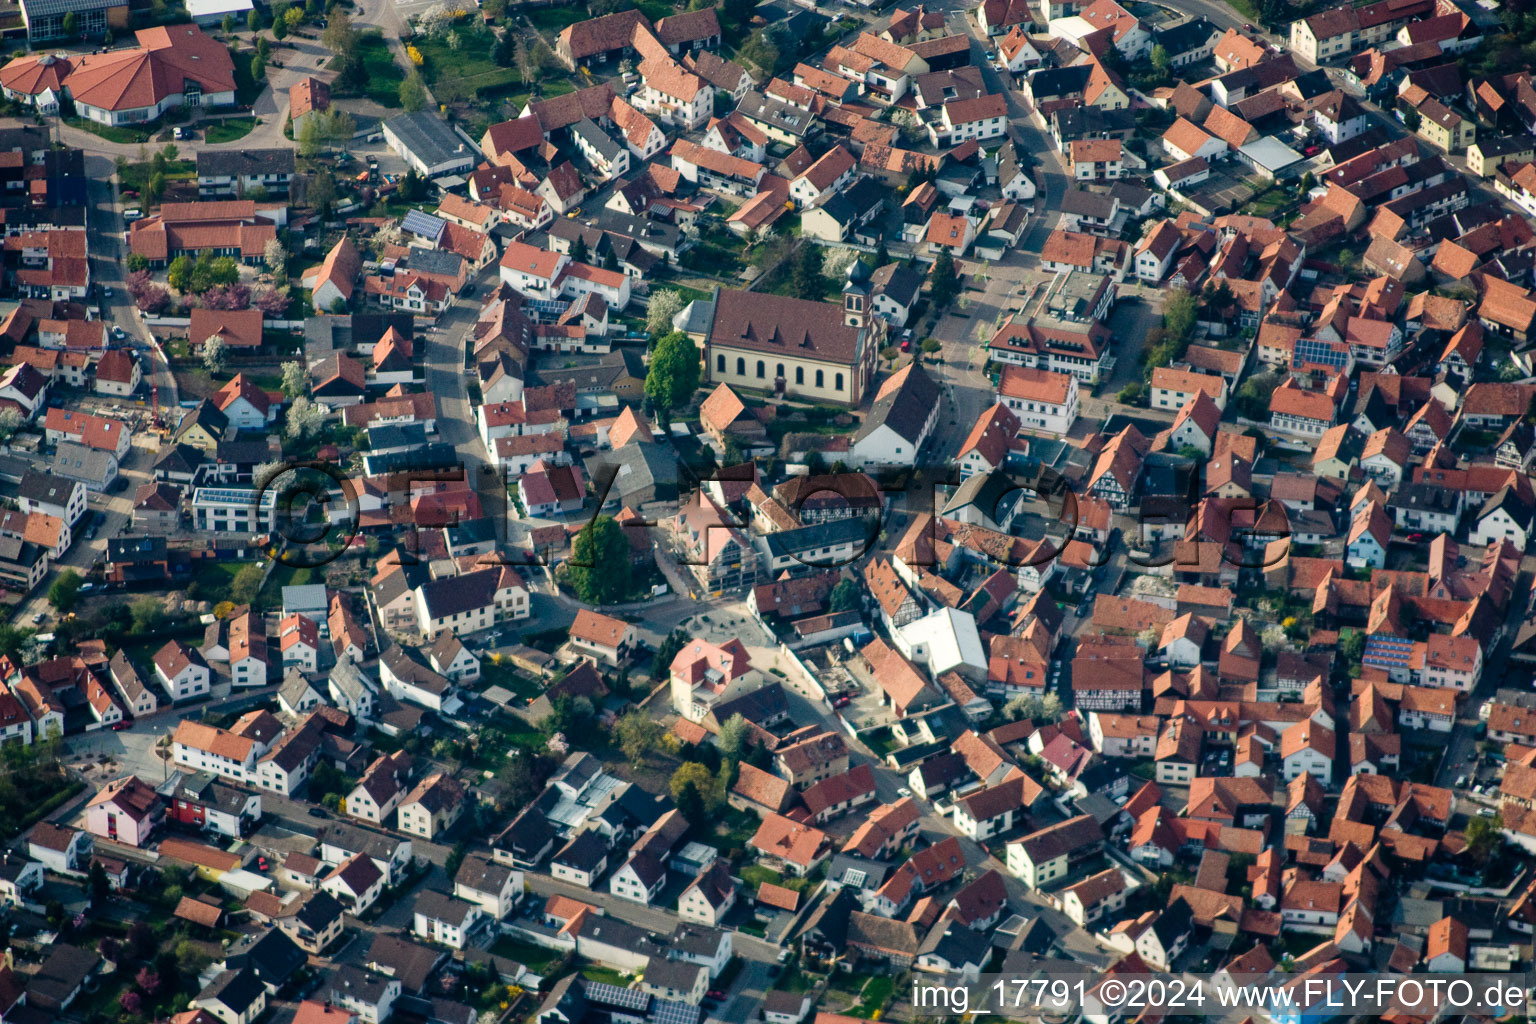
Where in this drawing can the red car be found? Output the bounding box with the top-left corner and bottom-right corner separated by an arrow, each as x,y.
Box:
111,721 -> 131,731
833,696 -> 852,708
901,339 -> 912,352
707,991 -> 726,1001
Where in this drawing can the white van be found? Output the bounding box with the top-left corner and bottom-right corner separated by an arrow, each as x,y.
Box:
123,208 -> 143,222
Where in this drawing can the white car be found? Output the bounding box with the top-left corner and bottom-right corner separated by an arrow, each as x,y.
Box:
896,787 -> 911,799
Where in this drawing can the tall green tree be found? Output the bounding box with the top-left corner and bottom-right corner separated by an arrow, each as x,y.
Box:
791,243 -> 824,300
644,331 -> 701,426
399,72 -> 427,112
929,247 -> 960,307
48,570 -> 83,613
568,515 -> 631,605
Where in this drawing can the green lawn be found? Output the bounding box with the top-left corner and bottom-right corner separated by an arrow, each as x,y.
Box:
68,118 -> 154,144
120,158 -> 196,194
527,5 -> 590,31
490,937 -> 564,974
581,965 -> 633,987
856,976 -> 896,1017
204,118 -> 257,144
416,27 -> 522,100
480,659 -> 544,702
191,560 -> 251,597
352,32 -> 404,108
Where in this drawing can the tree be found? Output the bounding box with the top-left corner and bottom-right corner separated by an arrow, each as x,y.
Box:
202,335 -> 228,374
280,360 -> 308,398
790,242 -> 824,300
0,408 -> 22,443
570,234 -> 589,265
1150,43 -> 1171,77
920,337 -> 941,359
230,564 -> 264,605
568,515 -> 631,604
48,571 -> 83,613
445,841 -> 467,877
251,54 -> 267,82
127,920 -> 155,960
284,395 -> 326,439
615,712 -> 663,766
134,969 -> 161,997
929,247 -> 960,307
1467,812 -> 1503,864
1235,370 -> 1282,420
675,779 -> 706,823
308,168 -> 336,218
167,255 -> 192,293
320,109 -> 356,147
248,7 -> 262,32
399,72 -> 427,112
670,761 -> 716,804
1337,627 -> 1364,663
254,287 -> 290,317
514,34 -> 534,83
1162,286 -> 1197,345
264,237 -> 287,277
645,289 -> 684,337
223,13 -> 237,34
717,713 -> 750,762
272,15 -> 287,40
119,990 -> 142,1016
321,10 -> 356,54
644,331 -> 701,426
89,860 -> 110,902
875,237 -> 890,267
61,11 -> 77,36
1260,623 -> 1288,651
829,579 -> 859,613
654,628 -> 688,674
1402,107 -> 1421,131
126,253 -> 149,273
446,29 -> 462,50
398,169 -> 429,202
129,595 -> 164,634
297,113 -> 324,157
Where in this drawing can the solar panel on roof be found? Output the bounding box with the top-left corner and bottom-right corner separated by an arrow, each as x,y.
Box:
582,982 -> 649,1011
401,209 -> 446,239
651,1000 -> 702,1024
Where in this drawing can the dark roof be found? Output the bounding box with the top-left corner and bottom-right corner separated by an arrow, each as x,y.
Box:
225,928 -> 306,987
294,890 -> 345,932
196,148 -> 296,178
384,111 -> 474,168
367,933 -> 446,993
763,516 -> 874,560
870,262 -> 923,308
554,829 -> 609,872
18,470 -> 78,506
856,362 -> 939,445
198,968 -> 265,1015
707,287 -> 866,365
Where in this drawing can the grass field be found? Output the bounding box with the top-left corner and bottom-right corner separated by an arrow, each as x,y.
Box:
68,118 -> 154,144
353,32 -> 405,108
120,158 -> 196,194
204,118 -> 257,143
415,27 -> 522,100
526,4 -> 588,31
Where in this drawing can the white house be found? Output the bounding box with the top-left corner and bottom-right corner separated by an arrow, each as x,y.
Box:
997,365 -> 1079,435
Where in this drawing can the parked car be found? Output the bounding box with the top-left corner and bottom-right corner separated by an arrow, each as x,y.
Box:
307,807 -> 330,818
